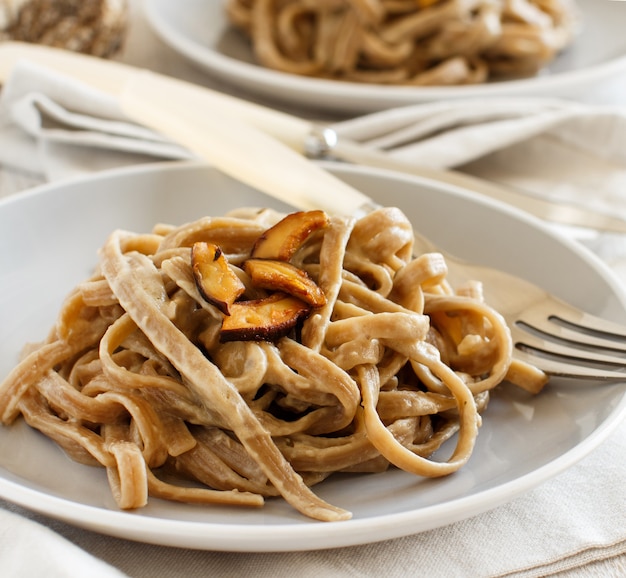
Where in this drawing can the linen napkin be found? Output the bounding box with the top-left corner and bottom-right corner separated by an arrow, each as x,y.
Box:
0,60 -> 191,180
333,97 -> 626,223
1,59 -> 626,578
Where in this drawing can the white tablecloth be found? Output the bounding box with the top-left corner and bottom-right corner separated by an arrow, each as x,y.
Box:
1,1 -> 625,577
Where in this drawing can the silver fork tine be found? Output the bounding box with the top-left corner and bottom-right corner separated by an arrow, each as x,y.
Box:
511,347 -> 626,380
541,300 -> 626,339
512,327 -> 626,367
516,301 -> 626,353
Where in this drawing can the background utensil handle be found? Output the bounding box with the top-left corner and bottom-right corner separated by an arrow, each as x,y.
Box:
120,73 -> 373,216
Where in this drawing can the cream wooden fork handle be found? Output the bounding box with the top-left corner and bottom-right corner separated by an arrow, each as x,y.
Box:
120,73 -> 373,217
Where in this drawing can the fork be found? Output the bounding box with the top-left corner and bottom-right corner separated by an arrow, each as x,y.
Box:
3,41 -> 626,232
118,78 -> 626,382
411,234 -> 626,380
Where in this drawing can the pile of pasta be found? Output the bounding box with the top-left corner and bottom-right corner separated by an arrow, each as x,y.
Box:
226,0 -> 579,85
0,207 -> 547,521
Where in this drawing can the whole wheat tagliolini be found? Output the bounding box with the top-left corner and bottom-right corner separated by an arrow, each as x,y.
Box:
0,207 -> 547,521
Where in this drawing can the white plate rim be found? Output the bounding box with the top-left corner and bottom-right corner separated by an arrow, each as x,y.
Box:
1,160 -> 625,552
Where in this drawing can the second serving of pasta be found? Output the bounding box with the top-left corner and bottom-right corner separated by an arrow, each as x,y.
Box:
226,0 -> 580,85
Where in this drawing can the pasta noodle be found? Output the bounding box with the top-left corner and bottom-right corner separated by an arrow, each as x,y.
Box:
0,206 -> 547,521
225,0 -> 580,85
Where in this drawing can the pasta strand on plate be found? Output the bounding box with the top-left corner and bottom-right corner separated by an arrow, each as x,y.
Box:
0,206 -> 547,521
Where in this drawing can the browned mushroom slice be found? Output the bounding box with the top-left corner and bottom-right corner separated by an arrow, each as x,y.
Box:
244,258 -> 326,307
251,210 -> 329,261
191,242 -> 246,315
221,293 -> 311,342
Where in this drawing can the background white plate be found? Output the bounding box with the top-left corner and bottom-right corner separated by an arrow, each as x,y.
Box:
144,0 -> 626,113
1,161 -> 626,552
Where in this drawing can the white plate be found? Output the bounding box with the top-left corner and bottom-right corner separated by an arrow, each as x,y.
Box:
144,0 -> 626,113
1,161 -> 626,552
